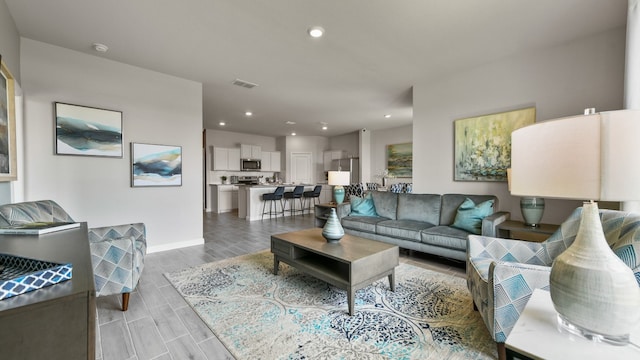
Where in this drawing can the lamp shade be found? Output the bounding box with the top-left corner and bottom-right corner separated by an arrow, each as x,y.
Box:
328,171 -> 350,186
511,110 -> 640,201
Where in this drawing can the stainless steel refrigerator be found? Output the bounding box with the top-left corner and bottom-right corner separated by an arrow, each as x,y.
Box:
331,158 -> 360,184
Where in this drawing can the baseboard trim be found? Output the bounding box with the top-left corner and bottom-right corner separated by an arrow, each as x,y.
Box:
147,238 -> 205,254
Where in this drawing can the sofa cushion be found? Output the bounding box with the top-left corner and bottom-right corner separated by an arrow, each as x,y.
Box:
397,193 -> 441,224
451,198 -> 495,234
371,191 -> 398,220
420,225 -> 470,251
440,194 -> 498,225
376,220 -> 435,241
341,216 -> 388,234
350,193 -> 377,217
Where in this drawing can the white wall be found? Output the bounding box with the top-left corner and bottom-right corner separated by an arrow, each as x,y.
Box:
413,27 -> 626,224
20,39 -> 203,252
370,125 -> 412,184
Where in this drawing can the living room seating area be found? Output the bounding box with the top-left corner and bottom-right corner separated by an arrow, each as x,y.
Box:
467,206 -> 640,359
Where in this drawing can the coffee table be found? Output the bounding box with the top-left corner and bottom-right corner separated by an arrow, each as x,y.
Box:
271,228 -> 399,316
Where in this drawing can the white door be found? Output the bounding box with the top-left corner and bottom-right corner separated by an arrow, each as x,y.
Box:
291,152 -> 312,184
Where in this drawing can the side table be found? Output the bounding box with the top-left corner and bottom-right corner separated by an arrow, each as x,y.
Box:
497,220 -> 559,242
314,203 -> 350,227
506,289 -> 640,360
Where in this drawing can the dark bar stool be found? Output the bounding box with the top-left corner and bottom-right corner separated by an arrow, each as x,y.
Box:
262,186 -> 285,220
283,185 -> 305,217
302,185 -> 322,214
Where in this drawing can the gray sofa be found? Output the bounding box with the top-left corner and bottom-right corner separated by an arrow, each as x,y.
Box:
336,191 -> 509,261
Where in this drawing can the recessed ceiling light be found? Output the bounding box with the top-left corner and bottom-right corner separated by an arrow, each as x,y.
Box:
219,122 -> 226,126
92,43 -> 109,52
291,132 -> 297,136
245,111 -> 253,116
384,114 -> 392,118
308,26 -> 325,38
286,121 -> 296,125
322,126 -> 328,130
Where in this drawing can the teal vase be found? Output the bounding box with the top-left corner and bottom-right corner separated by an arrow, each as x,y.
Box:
322,208 -> 344,243
520,197 -> 545,227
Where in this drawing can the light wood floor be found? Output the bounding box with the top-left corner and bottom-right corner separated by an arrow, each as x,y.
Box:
95,211 -> 466,360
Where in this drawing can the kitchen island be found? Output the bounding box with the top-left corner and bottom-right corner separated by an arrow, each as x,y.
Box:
238,184 -> 332,221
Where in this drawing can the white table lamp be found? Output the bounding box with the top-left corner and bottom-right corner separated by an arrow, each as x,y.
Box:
511,109 -> 640,344
328,171 -> 350,204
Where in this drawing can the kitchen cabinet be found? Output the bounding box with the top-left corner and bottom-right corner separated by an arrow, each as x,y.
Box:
241,144 -> 262,159
323,150 -> 345,171
212,184 -> 239,213
261,151 -> 281,172
213,147 -> 241,171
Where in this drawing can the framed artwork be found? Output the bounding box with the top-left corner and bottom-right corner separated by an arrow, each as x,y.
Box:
0,56 -> 17,181
454,107 -> 535,181
55,102 -> 123,157
131,143 -> 182,187
387,142 -> 412,178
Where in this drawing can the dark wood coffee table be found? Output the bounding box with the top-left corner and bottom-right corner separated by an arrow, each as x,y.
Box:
271,228 -> 399,315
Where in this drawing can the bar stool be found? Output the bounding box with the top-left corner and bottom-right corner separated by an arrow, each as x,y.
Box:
302,185 -> 322,214
283,185 -> 305,217
262,186 -> 285,220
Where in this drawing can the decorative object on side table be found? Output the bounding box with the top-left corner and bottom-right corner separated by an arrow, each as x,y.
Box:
220,175 -> 228,184
328,170 -> 350,204
519,197 -> 545,227
511,109 -> 640,345
321,208 -> 344,242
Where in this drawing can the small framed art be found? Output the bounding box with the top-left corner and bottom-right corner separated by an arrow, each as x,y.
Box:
55,102 -> 123,157
131,143 -> 182,187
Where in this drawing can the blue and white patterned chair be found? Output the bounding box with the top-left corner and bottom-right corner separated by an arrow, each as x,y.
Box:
0,200 -> 146,311
467,206 -> 640,360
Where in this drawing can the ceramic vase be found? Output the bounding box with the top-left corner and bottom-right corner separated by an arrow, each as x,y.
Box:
550,202 -> 640,344
322,208 -> 344,243
520,197 -> 545,227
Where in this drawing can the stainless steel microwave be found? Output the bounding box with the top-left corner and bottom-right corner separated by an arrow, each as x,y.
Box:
241,159 -> 261,171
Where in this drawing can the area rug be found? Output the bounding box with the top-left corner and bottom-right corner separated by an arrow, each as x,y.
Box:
165,251 -> 497,360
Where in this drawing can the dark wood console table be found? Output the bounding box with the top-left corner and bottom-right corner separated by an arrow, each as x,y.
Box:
0,222 -> 96,359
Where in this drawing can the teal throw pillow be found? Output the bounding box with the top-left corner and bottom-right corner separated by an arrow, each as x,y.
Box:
350,193 -> 378,217
451,198 -> 495,234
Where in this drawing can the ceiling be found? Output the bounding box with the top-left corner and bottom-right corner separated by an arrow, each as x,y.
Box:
4,0 -> 628,137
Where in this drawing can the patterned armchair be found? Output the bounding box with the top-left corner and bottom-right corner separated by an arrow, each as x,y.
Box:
466,207 -> 640,359
0,200 -> 146,311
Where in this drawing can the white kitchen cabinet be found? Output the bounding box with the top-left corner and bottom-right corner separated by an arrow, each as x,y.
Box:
241,144 -> 262,159
213,147 -> 241,171
323,150 -> 345,171
259,151 -> 281,172
212,184 -> 239,213
227,148 -> 241,171
320,185 -> 333,204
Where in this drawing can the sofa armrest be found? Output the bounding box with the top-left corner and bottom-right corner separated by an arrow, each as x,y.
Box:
481,211 -> 510,237
336,202 -> 352,219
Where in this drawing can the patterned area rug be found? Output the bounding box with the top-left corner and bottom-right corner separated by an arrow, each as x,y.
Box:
165,251 -> 496,359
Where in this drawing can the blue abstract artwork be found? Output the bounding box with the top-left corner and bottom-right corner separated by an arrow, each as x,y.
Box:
131,143 -> 182,187
55,102 -> 123,157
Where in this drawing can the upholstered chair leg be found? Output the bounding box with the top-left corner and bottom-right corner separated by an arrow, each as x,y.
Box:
122,292 -> 130,311
497,342 -> 506,360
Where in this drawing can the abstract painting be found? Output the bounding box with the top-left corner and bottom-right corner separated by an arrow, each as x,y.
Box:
387,142 -> 412,178
454,107 -> 535,181
131,143 -> 182,187
55,102 -> 123,157
0,57 -> 17,181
